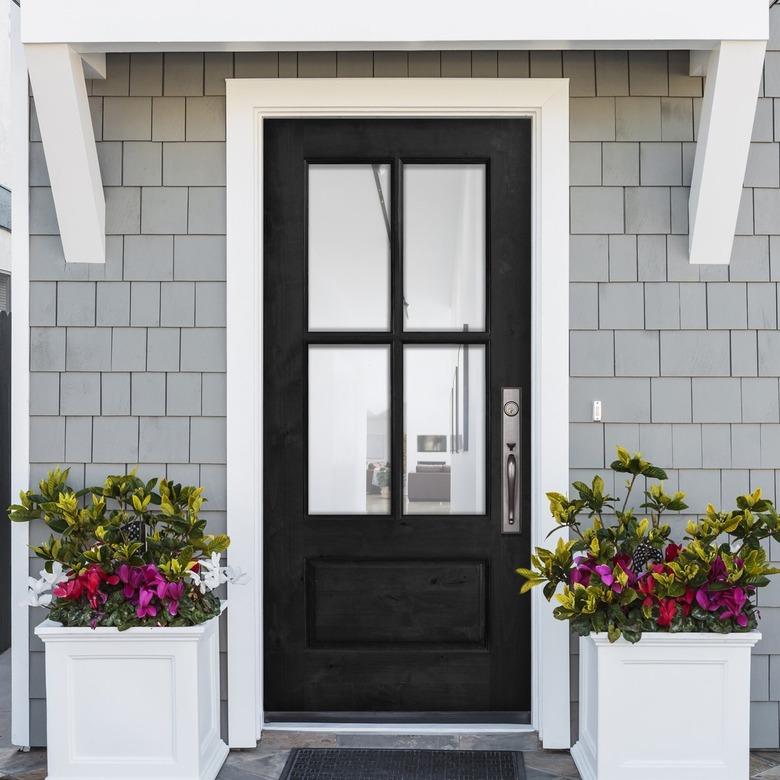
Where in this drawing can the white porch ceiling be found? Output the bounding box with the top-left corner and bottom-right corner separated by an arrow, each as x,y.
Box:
20,0 -> 770,265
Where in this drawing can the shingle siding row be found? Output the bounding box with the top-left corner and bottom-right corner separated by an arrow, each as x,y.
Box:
24,23 -> 780,746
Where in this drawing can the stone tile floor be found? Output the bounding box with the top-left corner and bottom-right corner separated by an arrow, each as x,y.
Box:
0,733 -> 779,779
0,732 -> 583,780
753,752 -> 780,778
219,732 -> 577,780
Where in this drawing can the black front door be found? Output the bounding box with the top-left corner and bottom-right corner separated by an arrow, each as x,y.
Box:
264,118 -> 532,720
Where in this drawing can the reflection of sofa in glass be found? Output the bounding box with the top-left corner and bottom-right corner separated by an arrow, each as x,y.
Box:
407,462 -> 451,502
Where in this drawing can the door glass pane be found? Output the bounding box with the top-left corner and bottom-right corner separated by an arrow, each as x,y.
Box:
404,345 -> 485,515
309,346 -> 391,514
403,164 -> 486,332
308,164 -> 391,331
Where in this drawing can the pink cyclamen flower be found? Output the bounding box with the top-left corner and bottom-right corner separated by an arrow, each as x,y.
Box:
695,589 -> 718,612
569,555 -> 595,586
709,556 -> 728,581
135,588 -> 158,619
117,564 -> 143,599
141,564 -> 169,600
594,564 -> 614,588
719,587 -> 749,627
165,581 -> 185,616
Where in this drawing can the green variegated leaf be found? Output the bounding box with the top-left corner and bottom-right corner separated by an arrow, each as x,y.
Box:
542,581 -> 558,601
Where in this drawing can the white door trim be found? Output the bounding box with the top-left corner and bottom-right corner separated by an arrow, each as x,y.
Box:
10,0 -> 32,749
225,77 -> 571,750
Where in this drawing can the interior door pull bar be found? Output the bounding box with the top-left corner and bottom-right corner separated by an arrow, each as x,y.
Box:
502,388 -> 522,535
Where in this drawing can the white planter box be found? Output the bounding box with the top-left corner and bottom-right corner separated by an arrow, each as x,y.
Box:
35,613 -> 229,780
571,631 -> 761,780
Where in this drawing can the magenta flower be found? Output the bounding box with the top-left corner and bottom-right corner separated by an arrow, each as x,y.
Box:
696,589 -> 718,611
569,556 -> 595,586
139,564 -> 168,600
719,587 -> 749,627
594,564 -> 615,587
709,556 -> 728,581
117,564 -> 143,599
570,559 -> 590,585
135,588 -> 158,619
165,581 -> 184,616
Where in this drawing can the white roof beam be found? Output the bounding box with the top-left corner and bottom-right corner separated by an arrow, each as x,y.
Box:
689,41 -> 766,265
25,43 -> 105,263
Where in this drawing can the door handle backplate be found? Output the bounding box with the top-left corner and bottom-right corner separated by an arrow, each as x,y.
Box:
501,387 -> 521,535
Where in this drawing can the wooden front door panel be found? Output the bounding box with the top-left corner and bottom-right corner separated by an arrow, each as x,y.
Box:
264,118 -> 532,717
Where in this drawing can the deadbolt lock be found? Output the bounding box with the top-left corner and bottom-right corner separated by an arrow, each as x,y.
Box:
503,400 -> 519,417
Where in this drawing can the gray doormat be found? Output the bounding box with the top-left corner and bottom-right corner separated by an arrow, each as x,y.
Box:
278,747 -> 526,779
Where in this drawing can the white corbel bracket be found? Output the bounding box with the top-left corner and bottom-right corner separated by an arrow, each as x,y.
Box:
689,40 -> 767,265
25,43 -> 105,263
81,52 -> 107,80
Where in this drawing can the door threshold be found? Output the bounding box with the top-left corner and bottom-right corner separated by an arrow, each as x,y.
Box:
263,722 -> 536,734
263,712 -> 534,734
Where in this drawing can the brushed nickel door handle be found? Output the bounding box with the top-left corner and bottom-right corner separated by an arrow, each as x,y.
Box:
502,388 -> 521,535
507,448 -> 517,526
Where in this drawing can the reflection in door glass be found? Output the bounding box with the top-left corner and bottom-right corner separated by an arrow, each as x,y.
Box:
308,346 -> 391,515
308,164 -> 391,332
403,164 -> 486,332
403,345 -> 485,515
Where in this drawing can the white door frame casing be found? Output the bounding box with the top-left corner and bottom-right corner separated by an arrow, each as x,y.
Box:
225,78 -> 571,749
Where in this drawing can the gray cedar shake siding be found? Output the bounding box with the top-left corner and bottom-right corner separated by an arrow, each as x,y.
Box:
24,18 -> 780,746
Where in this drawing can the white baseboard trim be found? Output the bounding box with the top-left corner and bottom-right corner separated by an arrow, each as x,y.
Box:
570,741 -> 596,780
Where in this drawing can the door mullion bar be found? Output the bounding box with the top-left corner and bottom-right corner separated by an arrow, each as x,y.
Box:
304,332 -> 394,344
303,331 -> 489,345
391,158 -> 404,521
398,331 -> 489,344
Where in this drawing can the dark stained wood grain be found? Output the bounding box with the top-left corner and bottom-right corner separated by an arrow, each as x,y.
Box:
307,559 -> 487,646
264,118 -> 532,716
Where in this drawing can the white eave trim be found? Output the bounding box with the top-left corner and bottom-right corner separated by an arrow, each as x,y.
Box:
21,0 -> 768,49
